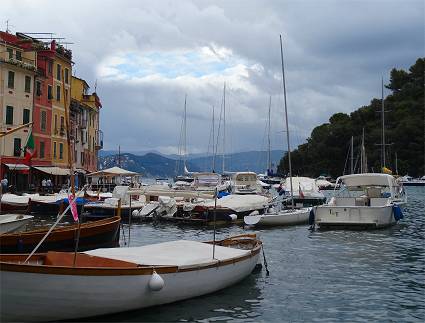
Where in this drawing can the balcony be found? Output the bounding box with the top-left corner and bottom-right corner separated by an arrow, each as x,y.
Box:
95,130 -> 104,150
0,54 -> 37,72
60,127 -> 65,136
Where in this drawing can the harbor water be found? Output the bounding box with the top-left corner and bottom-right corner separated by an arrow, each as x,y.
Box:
77,186 -> 423,322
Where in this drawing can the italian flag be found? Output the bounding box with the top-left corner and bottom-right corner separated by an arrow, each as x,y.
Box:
24,131 -> 35,163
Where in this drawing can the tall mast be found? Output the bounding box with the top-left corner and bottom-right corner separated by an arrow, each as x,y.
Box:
267,95 -> 272,174
280,35 -> 294,209
212,105 -> 215,172
222,83 -> 226,174
351,136 -> 354,174
395,152 -> 398,175
183,94 -> 187,170
381,77 -> 386,170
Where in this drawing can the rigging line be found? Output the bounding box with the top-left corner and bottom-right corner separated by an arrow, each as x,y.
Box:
214,91 -> 224,172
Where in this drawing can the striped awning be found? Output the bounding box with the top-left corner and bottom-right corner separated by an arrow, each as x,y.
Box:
4,163 -> 30,171
32,166 -> 70,176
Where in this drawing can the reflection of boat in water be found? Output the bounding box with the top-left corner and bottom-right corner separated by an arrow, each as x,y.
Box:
0,215 -> 121,253
314,173 -> 407,230
0,234 -> 261,322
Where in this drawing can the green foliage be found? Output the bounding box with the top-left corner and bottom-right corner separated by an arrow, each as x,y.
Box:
278,58 -> 425,178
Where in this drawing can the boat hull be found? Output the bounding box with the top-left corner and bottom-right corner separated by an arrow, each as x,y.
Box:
0,216 -> 121,253
315,205 -> 396,229
0,215 -> 33,234
0,244 -> 259,321
246,208 -> 310,226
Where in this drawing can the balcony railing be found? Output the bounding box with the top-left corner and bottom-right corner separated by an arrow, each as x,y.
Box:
0,54 -> 36,72
95,130 -> 104,150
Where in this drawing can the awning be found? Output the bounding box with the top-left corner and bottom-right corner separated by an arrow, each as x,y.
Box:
32,166 -> 70,176
75,168 -> 87,174
87,166 -> 139,177
4,163 -> 30,171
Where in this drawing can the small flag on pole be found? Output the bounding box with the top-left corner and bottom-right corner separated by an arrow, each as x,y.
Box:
24,131 -> 35,163
68,194 -> 79,222
299,184 -> 305,199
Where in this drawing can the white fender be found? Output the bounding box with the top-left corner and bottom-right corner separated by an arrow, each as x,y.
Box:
148,270 -> 165,291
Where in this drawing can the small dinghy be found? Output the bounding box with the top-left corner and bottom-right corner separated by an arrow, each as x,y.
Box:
0,234 -> 261,322
0,214 -> 34,234
244,207 -> 311,226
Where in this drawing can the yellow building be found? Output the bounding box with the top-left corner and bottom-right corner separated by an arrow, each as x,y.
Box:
51,43 -> 72,168
71,76 -> 102,173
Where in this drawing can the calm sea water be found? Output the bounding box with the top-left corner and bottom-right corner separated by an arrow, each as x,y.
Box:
84,186 -> 424,322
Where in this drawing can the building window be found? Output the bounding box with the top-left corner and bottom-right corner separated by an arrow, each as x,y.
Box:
56,64 -> 61,80
13,138 -> 21,157
40,141 -> 45,158
54,114 -> 58,133
81,152 -> 85,166
65,68 -> 69,84
36,81 -> 42,96
53,142 -> 57,158
23,109 -> 30,124
56,85 -> 61,101
7,71 -> 14,89
6,106 -> 13,125
48,85 -> 53,100
7,48 -> 13,59
25,76 -> 31,93
59,143 -> 64,159
41,111 -> 47,132
16,51 -> 22,61
60,116 -> 65,135
65,89 -> 68,101
48,61 -> 53,75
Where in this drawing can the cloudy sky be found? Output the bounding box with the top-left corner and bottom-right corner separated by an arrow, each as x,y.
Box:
2,0 -> 424,155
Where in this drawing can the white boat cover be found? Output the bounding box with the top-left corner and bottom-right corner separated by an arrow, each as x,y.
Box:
338,173 -> 399,188
85,240 -> 250,269
284,177 -> 324,199
1,193 -> 35,205
201,194 -> 270,212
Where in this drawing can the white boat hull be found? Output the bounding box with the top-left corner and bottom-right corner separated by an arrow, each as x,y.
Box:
1,249 -> 259,321
244,208 -> 310,226
315,205 -> 396,229
0,214 -> 33,234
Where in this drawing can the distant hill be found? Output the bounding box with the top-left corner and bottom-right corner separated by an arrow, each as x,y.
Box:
98,150 -> 285,178
98,153 -> 200,178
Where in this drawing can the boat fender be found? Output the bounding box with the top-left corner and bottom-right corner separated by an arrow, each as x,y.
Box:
308,208 -> 315,225
148,270 -> 164,291
132,209 -> 140,217
228,214 -> 238,221
393,205 -> 403,221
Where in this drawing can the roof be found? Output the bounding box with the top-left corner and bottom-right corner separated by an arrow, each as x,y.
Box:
32,166 -> 70,176
338,173 -> 398,187
87,166 -> 139,177
85,240 -> 249,269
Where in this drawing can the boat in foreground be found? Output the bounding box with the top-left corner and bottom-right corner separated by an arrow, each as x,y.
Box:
0,215 -> 121,253
0,234 -> 261,322
0,214 -> 34,234
314,173 -> 406,229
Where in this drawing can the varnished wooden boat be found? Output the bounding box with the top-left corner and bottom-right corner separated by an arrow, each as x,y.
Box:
0,234 -> 261,322
0,216 -> 121,253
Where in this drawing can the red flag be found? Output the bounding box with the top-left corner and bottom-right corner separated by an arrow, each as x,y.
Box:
24,131 -> 35,163
68,194 -> 79,222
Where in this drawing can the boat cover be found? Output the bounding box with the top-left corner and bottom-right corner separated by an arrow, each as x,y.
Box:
200,194 -> 270,212
85,240 -> 250,269
338,173 -> 398,188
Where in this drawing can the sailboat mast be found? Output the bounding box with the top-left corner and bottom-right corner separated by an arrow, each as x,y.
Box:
395,152 -> 398,175
212,105 -> 215,172
267,95 -> 272,174
184,94 -> 187,170
381,77 -> 386,169
222,83 -> 226,174
351,136 -> 354,174
279,35 -> 294,209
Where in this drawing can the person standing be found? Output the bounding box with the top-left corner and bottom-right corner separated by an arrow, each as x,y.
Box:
41,178 -> 47,193
1,177 -> 8,193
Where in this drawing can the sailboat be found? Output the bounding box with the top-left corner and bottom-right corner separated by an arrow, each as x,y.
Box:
244,35 -> 311,227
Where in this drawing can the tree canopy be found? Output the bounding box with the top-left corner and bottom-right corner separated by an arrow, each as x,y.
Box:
278,58 -> 425,178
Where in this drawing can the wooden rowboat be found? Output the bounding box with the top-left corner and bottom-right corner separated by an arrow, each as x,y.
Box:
0,234 -> 261,322
0,216 -> 121,253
